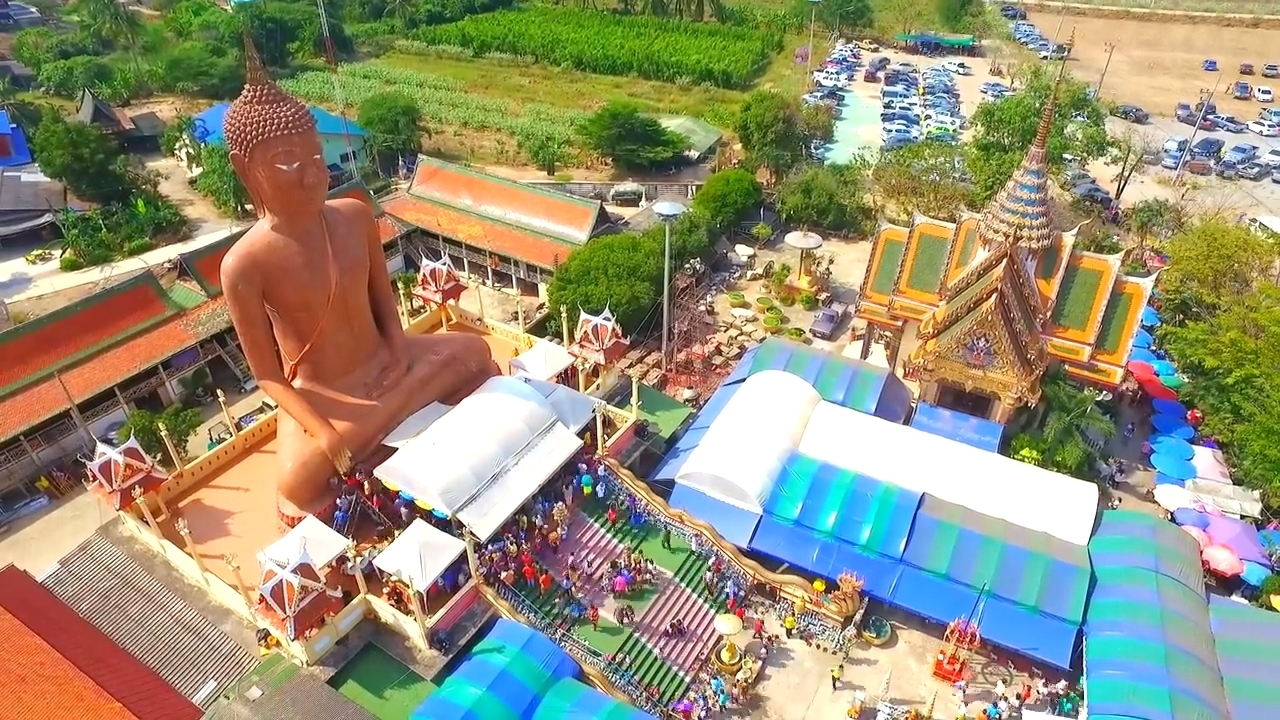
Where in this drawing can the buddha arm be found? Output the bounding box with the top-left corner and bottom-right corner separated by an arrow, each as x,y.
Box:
222,256 -> 336,441
362,204 -> 408,357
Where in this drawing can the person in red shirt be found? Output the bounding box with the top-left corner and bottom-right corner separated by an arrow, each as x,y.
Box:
520,551 -> 533,568
607,506 -> 618,525
753,617 -> 765,639
538,571 -> 553,594
587,604 -> 600,631
522,564 -> 536,587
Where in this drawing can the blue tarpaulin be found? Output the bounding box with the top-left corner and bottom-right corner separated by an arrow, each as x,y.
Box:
668,483 -> 760,547
909,402 -> 1004,452
1208,595 -> 1280,720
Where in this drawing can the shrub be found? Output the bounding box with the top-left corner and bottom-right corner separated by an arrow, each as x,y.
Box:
778,292 -> 796,307
799,291 -> 818,310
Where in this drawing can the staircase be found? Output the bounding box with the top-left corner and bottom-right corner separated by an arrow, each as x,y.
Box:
522,512 -> 632,627
219,338 -> 252,385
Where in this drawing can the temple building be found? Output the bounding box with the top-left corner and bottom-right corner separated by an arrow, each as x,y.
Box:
855,95 -> 1153,423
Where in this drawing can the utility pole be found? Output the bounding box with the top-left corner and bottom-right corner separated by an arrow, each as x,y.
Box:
653,201 -> 686,373
805,0 -> 822,77
1174,74 -> 1222,184
1095,42 -> 1117,98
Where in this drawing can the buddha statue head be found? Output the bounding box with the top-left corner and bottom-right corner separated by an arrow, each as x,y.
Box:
225,33 -> 328,219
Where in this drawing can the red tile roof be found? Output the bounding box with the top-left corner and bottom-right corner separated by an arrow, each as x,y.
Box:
0,275 -> 178,396
383,195 -> 574,270
183,237 -> 237,297
0,565 -> 201,720
409,157 -> 601,245
0,298 -> 229,439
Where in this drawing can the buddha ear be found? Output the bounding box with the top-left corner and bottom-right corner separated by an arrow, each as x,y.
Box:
229,149 -> 250,183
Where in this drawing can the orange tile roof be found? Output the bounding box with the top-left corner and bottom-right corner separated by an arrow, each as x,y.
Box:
188,242 -> 233,297
0,565 -> 200,720
0,298 -> 229,439
383,196 -> 574,270
0,275 -> 177,396
409,157 -> 601,245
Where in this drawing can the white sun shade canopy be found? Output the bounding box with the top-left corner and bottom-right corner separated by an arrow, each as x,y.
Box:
511,338 -> 575,381
375,376 -> 585,540
373,519 -> 467,591
260,515 -> 350,569
673,371 -> 822,513
798,402 -> 1100,545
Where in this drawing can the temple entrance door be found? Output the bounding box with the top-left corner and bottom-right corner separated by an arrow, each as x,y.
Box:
936,384 -> 995,420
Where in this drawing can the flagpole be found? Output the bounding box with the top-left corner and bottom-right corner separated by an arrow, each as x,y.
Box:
55,372 -> 97,447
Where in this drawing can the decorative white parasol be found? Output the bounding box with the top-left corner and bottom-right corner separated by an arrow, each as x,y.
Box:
1153,484 -> 1196,512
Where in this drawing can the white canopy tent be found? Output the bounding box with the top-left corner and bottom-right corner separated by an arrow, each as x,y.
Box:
260,515 -> 350,569
798,402 -> 1100,545
510,338 -> 575,381
516,376 -> 597,432
1191,446 -> 1232,484
1185,479 -> 1263,519
383,402 -> 453,448
375,376 -> 585,541
373,519 -> 467,591
673,371 -> 822,513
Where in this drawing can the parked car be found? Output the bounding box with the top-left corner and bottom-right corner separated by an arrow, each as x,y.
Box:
869,56 -> 891,72
1112,104 -> 1149,123
1000,4 -> 1027,19
1163,136 -> 1190,155
1224,143 -> 1261,164
1216,160 -> 1239,179
1190,137 -> 1225,158
1233,81 -> 1252,100
1238,162 -> 1270,180
1160,153 -> 1185,170
1207,114 -> 1246,133
942,61 -> 972,75
1179,113 -> 1216,130
1071,183 -> 1114,208
809,302 -> 848,340
1273,168 -> 1280,183
1175,102 -> 1194,121
1257,148 -> 1280,167
1203,59 -> 1219,71
1260,108 -> 1280,122
1254,86 -> 1275,102
1247,119 -> 1280,136
1184,158 -> 1214,175
1265,63 -> 1280,79
1241,63 -> 1256,75
1039,46 -> 1069,61
1061,168 -> 1096,187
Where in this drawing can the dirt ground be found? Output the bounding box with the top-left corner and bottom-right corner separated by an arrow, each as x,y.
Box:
1028,11 -> 1280,117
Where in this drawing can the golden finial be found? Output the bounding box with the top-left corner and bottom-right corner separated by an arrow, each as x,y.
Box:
242,28 -> 269,86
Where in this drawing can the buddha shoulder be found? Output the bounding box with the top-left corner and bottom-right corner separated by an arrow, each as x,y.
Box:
325,195 -> 378,228
219,226 -> 278,293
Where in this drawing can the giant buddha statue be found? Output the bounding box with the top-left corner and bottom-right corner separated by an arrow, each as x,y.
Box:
220,37 -> 498,521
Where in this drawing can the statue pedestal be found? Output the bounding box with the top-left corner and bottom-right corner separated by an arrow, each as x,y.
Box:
712,641 -> 745,673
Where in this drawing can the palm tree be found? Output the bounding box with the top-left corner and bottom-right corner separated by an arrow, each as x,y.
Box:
1036,368 -> 1115,478
69,0 -> 142,49
0,79 -> 41,131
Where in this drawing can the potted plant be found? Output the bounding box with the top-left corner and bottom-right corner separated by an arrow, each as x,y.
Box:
754,296 -> 774,311
779,292 -> 797,307
765,305 -> 784,318
786,327 -> 808,342
799,291 -> 818,310
762,315 -> 783,333
771,264 -> 792,293
728,291 -> 747,308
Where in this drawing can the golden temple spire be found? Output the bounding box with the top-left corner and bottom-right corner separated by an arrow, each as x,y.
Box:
242,28 -> 269,86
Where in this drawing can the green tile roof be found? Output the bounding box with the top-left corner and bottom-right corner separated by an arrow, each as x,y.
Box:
1050,264 -> 1104,332
870,238 -> 906,297
1095,287 -> 1134,355
904,232 -> 951,295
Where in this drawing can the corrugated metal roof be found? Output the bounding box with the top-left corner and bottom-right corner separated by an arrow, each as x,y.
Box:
205,655 -> 375,720
42,532 -> 257,709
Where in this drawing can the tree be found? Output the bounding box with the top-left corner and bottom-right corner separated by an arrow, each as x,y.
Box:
1159,219 -> 1278,324
576,101 -> 685,170
0,78 -> 42,132
519,134 -> 572,177
1023,369 -> 1114,479
804,0 -> 874,34
1107,128 -> 1159,203
735,90 -> 805,183
776,162 -> 873,233
547,232 -> 663,337
967,65 -> 1110,204
799,103 -> 836,146
194,143 -> 252,217
118,405 -> 204,464
29,109 -> 134,203
1162,284 -> 1280,508
70,0 -> 143,49
691,169 -> 762,232
871,141 -> 973,221
1126,198 -> 1185,245
358,90 -> 425,173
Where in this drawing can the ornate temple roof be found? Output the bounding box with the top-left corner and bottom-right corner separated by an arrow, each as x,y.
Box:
568,308 -> 629,366
974,95 -> 1058,253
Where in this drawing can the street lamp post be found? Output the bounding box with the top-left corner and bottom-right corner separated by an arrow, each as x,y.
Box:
806,0 -> 822,77
1095,42 -> 1117,98
1174,74 -> 1222,184
652,201 -> 686,373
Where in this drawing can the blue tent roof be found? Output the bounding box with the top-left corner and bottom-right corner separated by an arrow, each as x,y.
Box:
1088,511 -> 1206,595
909,402 -> 1004,452
668,482 -> 759,547
191,102 -> 368,146
1209,596 -> 1280,720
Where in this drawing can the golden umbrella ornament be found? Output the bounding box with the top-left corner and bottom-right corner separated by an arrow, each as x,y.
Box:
711,612 -> 746,672
924,689 -> 937,718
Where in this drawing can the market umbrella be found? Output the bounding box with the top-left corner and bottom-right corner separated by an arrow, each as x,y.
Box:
1154,484 -> 1196,511
1130,348 -> 1159,364
1205,515 -> 1272,567
1141,306 -> 1162,327
1152,399 -> 1188,415
1161,375 -> 1186,389
1150,434 -> 1194,460
1166,424 -> 1195,440
1259,529 -> 1280,550
1152,413 -> 1191,435
1138,375 -> 1179,401
1203,545 -> 1245,577
1173,508 -> 1210,529
1151,452 -> 1197,481
1151,360 -> 1178,377
1181,525 -> 1210,549
1132,328 -> 1154,349
1127,359 -> 1157,376
1154,473 -> 1185,487
1241,561 -> 1271,587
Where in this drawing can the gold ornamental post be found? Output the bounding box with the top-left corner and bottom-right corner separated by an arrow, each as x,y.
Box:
173,517 -> 210,576
223,552 -> 252,607
131,485 -> 159,534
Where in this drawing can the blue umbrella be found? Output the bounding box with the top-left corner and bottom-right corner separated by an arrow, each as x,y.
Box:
1152,399 -> 1188,415
1130,348 -> 1158,363
1241,561 -> 1271,587
1152,360 -> 1178,377
1150,435 -> 1194,460
1259,529 -> 1280,550
1152,413 -> 1190,434
1133,329 -> 1153,349
1152,452 -> 1197,481
1173,507 -> 1210,529
1142,306 -> 1162,327
1154,473 -> 1185,487
1166,424 -> 1195,440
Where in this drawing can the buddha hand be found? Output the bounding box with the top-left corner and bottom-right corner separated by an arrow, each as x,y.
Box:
316,423 -> 353,475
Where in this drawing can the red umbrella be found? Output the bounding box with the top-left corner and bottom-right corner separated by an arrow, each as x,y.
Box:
1203,544 -> 1245,577
1138,374 -> 1178,400
1127,360 -> 1157,377
1181,525 -> 1209,549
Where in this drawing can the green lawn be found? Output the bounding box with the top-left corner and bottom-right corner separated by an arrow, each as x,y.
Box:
636,384 -> 695,441
327,644 -> 437,720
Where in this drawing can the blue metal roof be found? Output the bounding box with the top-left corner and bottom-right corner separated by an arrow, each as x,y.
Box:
191,103 -> 368,146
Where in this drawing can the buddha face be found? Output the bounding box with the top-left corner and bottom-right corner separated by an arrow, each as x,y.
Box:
230,131 -> 328,220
